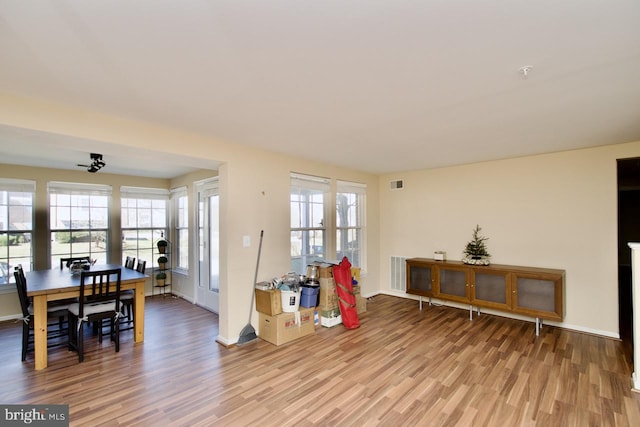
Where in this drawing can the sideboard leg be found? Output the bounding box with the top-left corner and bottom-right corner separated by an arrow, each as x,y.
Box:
469,305 -> 473,320
419,296 -> 422,311
477,306 -> 481,316
535,317 -> 540,336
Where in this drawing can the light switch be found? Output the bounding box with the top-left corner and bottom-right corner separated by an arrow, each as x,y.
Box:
243,235 -> 250,247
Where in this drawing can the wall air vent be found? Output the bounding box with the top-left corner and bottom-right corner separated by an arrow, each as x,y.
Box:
390,256 -> 407,291
390,179 -> 404,190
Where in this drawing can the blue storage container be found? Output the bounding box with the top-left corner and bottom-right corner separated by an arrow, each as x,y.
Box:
300,285 -> 320,308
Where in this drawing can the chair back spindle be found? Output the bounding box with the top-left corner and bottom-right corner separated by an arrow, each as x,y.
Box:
136,260 -> 146,273
124,256 -> 136,270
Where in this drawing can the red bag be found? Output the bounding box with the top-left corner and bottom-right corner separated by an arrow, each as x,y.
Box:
333,256 -> 359,329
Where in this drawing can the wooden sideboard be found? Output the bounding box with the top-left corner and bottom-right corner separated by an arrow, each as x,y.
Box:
406,258 -> 564,334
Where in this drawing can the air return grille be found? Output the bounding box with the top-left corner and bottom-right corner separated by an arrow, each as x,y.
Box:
390,256 -> 407,291
389,179 -> 404,190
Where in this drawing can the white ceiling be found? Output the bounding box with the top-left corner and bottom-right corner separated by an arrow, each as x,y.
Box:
1,0 -> 640,178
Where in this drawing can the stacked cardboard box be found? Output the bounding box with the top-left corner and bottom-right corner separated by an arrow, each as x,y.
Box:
317,263 -> 342,327
258,307 -> 315,345
255,287 -> 315,345
255,288 -> 282,316
351,283 -> 367,314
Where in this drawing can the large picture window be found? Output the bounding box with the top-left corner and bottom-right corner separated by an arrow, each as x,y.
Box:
290,173 -> 329,274
49,182 -> 111,267
0,179 -> 34,287
121,186 -> 169,270
336,180 -> 366,269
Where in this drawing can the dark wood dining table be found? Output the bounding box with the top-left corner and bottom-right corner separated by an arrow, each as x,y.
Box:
26,264 -> 148,370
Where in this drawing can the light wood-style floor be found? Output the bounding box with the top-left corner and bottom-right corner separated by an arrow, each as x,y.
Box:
1,295 -> 640,426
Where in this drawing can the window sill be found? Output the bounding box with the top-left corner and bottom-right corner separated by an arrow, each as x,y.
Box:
0,285 -> 16,295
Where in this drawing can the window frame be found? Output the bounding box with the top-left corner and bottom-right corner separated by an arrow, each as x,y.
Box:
0,178 -> 35,289
121,186 -> 170,271
290,173 -> 330,274
336,180 -> 366,271
172,186 -> 189,272
48,182 -> 111,268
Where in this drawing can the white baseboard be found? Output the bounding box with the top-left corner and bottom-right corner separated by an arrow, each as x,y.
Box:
364,291 -> 620,339
215,334 -> 236,347
0,314 -> 21,322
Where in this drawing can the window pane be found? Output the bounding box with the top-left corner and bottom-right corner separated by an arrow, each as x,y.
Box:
121,192 -> 168,269
178,228 -> 189,269
174,192 -> 189,270
49,185 -> 110,267
336,186 -> 365,269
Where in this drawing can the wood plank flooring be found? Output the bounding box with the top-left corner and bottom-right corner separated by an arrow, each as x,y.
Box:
1,295 -> 640,426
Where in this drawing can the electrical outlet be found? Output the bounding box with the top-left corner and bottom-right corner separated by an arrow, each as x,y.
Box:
243,235 -> 250,247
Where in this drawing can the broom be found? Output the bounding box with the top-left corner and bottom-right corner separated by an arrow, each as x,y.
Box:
237,230 -> 263,345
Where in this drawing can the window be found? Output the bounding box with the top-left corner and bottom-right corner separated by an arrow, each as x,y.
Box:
290,173 -> 329,274
121,186 -> 169,271
336,180 -> 366,269
49,182 -> 111,267
0,179 -> 34,287
172,187 -> 189,270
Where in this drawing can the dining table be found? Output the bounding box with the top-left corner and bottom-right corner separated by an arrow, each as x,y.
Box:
26,263 -> 148,370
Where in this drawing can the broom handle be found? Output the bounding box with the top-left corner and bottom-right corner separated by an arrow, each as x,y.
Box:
248,230 -> 264,321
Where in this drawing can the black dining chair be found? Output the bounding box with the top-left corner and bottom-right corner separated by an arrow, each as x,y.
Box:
120,259 -> 145,328
124,256 -> 135,270
67,268 -> 122,362
60,256 -> 91,269
13,265 -> 71,362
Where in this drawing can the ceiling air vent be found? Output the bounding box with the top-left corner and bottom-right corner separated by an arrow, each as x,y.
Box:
390,179 -> 404,190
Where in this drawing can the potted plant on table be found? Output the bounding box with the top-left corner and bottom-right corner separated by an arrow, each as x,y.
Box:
462,225 -> 491,265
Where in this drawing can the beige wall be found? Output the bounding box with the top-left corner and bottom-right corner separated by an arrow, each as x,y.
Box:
3,91 -> 637,341
0,92 -> 379,344
379,141 -> 640,337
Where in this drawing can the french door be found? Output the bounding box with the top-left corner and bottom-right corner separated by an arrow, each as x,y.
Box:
196,179 -> 219,313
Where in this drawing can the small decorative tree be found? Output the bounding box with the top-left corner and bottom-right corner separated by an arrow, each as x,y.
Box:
462,225 -> 491,265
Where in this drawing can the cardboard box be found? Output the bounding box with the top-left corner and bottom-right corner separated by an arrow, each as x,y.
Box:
319,278 -> 338,309
352,285 -> 360,296
356,295 -> 367,313
318,263 -> 334,278
258,307 -> 315,345
321,307 -> 342,327
255,288 -> 282,316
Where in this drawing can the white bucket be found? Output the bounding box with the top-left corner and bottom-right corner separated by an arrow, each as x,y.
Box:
281,290 -> 301,313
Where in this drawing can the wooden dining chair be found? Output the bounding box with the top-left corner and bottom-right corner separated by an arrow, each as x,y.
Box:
13,265 -> 71,361
60,256 -> 91,269
120,259 -> 145,329
67,268 -> 122,362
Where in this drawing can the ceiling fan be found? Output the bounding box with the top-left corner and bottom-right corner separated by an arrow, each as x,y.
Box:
76,153 -> 106,173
